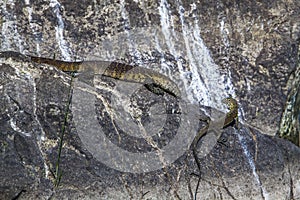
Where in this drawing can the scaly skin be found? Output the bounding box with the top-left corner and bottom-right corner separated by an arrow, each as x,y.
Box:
30,55 -> 239,146
191,97 -> 238,149
30,56 -> 181,97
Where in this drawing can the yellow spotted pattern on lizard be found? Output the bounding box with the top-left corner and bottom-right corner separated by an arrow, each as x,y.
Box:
30,56 -> 181,97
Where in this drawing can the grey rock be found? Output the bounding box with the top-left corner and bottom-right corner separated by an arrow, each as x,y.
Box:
0,0 -> 300,199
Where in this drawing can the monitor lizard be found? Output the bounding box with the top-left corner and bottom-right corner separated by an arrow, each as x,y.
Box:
30,55 -> 238,151
29,56 -> 181,97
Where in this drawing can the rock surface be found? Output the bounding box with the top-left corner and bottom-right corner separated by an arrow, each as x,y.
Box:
1,0 -> 299,136
0,0 -> 300,199
0,50 -> 299,200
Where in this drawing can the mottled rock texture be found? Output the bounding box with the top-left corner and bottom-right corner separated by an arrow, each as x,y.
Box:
2,0 -> 299,137
0,0 -> 300,199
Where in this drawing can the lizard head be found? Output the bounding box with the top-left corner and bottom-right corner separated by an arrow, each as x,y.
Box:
222,97 -> 238,111
222,97 -> 239,127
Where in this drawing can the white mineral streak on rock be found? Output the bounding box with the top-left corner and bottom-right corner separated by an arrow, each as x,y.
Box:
220,19 -> 230,50
24,0 -> 40,55
4,59 -> 50,178
237,130 -> 270,200
158,0 -> 191,102
158,1 -> 235,112
177,3 -> 210,105
154,35 -> 171,77
0,0 -> 25,53
120,0 -> 136,53
29,73 -> 51,179
219,18 -> 241,118
8,116 -> 31,137
50,0 -> 71,60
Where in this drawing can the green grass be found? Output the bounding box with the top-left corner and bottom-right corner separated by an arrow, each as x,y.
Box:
52,73 -> 75,187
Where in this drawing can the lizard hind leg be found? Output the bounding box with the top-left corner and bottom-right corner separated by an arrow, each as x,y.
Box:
144,83 -> 165,96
